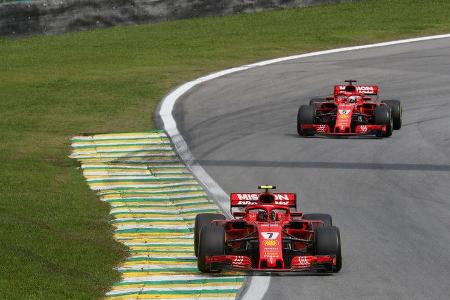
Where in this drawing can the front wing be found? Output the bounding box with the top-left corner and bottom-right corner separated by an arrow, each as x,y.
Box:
301,124 -> 386,136
205,255 -> 336,272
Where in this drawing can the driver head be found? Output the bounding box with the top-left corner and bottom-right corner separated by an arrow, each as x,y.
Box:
258,210 -> 267,221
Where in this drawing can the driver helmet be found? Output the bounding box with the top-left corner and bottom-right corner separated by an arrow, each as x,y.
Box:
348,95 -> 358,103
257,210 -> 267,221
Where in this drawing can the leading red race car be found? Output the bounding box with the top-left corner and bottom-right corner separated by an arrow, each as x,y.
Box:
194,186 -> 342,273
297,80 -> 402,137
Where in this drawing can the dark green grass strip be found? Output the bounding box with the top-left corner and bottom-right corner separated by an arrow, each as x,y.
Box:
114,228 -> 191,233
104,188 -> 203,194
72,142 -> 171,148
113,277 -> 244,286
108,289 -> 239,297
102,185 -> 201,191
126,257 -> 197,262
82,166 -> 186,170
111,219 -> 188,224
105,197 -> 208,203
109,197 -> 209,205
87,177 -> 190,183
110,204 -> 208,210
111,209 -> 218,216
129,249 -> 193,253
119,268 -> 199,273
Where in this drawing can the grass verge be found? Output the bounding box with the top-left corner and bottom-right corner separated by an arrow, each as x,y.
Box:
1,0 -> 450,298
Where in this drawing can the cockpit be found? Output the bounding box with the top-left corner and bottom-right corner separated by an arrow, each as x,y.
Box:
247,207 -> 289,222
348,95 -> 361,103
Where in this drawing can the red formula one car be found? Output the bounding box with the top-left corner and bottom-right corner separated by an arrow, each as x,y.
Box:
297,80 -> 402,137
194,186 -> 342,273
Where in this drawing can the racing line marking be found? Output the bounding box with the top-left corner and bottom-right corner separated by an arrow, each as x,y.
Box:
158,33 -> 450,300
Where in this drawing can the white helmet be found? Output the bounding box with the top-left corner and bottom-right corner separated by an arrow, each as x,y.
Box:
348,95 -> 358,103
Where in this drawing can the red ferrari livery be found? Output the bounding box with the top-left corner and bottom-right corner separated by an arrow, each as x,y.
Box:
194,186 -> 342,273
297,80 -> 402,137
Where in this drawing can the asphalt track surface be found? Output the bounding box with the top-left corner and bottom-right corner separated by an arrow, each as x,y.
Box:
174,38 -> 450,300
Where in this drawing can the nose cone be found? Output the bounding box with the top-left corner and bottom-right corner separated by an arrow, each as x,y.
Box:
335,105 -> 354,133
259,225 -> 284,269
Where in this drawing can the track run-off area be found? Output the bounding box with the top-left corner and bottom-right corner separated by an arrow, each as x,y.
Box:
161,35 -> 450,299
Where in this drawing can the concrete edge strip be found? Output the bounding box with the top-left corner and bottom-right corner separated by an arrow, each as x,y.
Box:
158,33 -> 450,300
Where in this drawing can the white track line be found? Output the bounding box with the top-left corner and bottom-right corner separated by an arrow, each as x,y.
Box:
158,33 -> 450,300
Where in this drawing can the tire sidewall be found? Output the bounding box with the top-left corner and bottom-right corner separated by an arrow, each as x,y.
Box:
315,226 -> 342,272
383,100 -> 402,130
194,213 -> 225,257
375,105 -> 393,137
297,105 -> 316,136
197,224 -> 226,273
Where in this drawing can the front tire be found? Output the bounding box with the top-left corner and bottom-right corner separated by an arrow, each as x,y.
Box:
194,213 -> 225,257
197,224 -> 226,273
374,105 -> 393,137
297,105 -> 315,136
382,100 -> 402,130
315,226 -> 342,273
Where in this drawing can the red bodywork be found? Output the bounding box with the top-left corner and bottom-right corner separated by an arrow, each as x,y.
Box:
300,83 -> 389,136
204,192 -> 336,272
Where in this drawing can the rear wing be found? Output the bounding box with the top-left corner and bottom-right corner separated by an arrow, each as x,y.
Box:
230,193 -> 297,210
334,85 -> 379,96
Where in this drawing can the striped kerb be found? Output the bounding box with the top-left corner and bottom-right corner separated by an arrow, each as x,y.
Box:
70,131 -> 244,299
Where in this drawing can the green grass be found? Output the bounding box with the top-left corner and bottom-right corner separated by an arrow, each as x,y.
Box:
1,0 -> 450,298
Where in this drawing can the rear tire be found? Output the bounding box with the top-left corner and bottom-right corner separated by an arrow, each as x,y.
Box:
197,224 -> 225,273
297,105 -> 315,136
309,97 -> 326,106
194,213 -> 225,257
382,100 -> 402,130
374,105 -> 393,137
315,226 -> 342,273
303,213 -> 332,229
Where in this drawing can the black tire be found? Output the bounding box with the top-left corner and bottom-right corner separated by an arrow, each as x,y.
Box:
315,226 -> 342,273
309,97 -> 326,106
374,105 -> 393,137
297,105 -> 315,136
194,213 -> 225,257
382,100 -> 402,130
197,224 -> 225,273
303,213 -> 332,227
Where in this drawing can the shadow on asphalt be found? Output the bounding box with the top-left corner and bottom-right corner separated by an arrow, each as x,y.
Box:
195,159 -> 450,172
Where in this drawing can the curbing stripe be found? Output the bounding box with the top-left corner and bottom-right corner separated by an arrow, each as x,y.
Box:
106,288 -> 240,297
70,131 -> 244,300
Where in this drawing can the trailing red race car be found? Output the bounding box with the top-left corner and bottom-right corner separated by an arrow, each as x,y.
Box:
297,80 -> 402,137
194,185 -> 342,273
